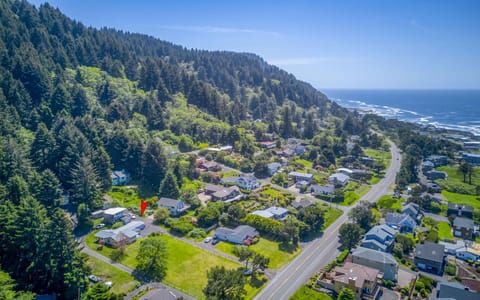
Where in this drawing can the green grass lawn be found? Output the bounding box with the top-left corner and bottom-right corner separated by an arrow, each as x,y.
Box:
85,256 -> 139,295
369,176 -> 381,185
442,190 -> 480,209
295,159 -> 313,169
338,182 -> 370,206
364,147 -> 391,169
377,195 -> 404,211
107,186 -> 157,209
215,237 -> 300,269
322,207 -> 343,230
87,232 -> 263,299
290,286 -> 333,300
437,165 -> 480,186
438,221 -> 454,240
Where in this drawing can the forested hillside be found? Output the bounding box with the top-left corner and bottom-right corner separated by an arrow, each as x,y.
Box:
0,0 -> 368,298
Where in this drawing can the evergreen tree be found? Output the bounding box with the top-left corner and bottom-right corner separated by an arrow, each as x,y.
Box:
142,140 -> 167,192
69,155 -> 101,207
159,171 -> 180,199
135,236 -> 168,281
34,169 -> 62,208
204,266 -> 246,300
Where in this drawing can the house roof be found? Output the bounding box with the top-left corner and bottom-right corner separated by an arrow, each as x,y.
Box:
311,184 -> 335,194
292,199 -> 314,209
158,197 -> 181,207
361,239 -> 388,252
213,186 -> 240,199
415,242 -> 445,263
436,281 -> 480,300
251,210 -> 274,219
215,225 -> 257,239
352,247 -> 398,266
439,240 -> 468,253
267,162 -> 281,170
265,206 -> 288,216
454,217 -> 475,229
104,207 -> 127,215
328,173 -> 350,182
402,203 -> 419,216
366,225 -> 396,240
333,262 -> 380,288
385,213 -> 416,227
95,230 -> 116,239
448,202 -> 474,213
336,167 -> 353,174
205,184 -> 224,193
288,171 -> 313,179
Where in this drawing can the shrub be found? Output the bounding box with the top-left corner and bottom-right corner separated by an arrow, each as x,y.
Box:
187,228 -> 207,238
336,249 -> 349,263
446,263 -> 456,276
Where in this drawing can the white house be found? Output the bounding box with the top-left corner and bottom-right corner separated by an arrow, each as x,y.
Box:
95,221 -> 145,247
103,207 -> 127,224
157,197 -> 190,216
111,169 -> 130,186
214,225 -> 257,244
221,174 -> 259,190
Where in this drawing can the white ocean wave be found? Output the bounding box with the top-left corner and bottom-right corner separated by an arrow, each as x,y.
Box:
333,98 -> 480,136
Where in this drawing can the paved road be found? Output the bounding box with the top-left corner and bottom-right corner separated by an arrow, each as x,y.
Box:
254,140 -> 402,300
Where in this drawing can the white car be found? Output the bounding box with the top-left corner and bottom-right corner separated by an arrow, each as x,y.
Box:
203,237 -> 213,243
104,281 -> 112,289
88,275 -> 100,283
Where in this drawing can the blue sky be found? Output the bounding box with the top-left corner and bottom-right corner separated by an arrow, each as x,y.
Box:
29,0 -> 480,89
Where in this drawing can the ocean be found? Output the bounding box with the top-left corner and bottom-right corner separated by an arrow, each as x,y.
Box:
322,89 -> 480,136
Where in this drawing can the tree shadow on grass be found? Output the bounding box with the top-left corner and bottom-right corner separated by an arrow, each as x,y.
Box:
249,274 -> 267,288
278,241 -> 298,253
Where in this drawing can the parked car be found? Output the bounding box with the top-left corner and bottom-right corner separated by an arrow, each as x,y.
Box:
243,269 -> 253,276
88,275 -> 100,283
94,223 -> 105,230
204,237 -> 213,243
212,238 -> 220,245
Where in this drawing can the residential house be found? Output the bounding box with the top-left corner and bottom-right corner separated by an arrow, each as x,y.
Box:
426,182 -> 443,193
385,213 -> 417,235
214,225 -> 257,244
425,155 -> 448,167
258,141 -> 276,149
328,173 -> 350,187
295,180 -> 310,189
439,240 -> 469,255
318,262 -> 380,300
337,168 -> 353,176
361,225 -> 396,252
292,199 -> 315,210
456,242 -> 480,262
279,148 -> 295,157
205,183 -> 241,202
360,157 -> 375,166
288,171 -> 314,183
103,207 -> 127,224
426,170 -> 448,181
157,197 -> 190,216
95,221 -> 145,247
252,206 -> 289,221
310,184 -> 335,196
91,210 -> 104,219
267,162 -> 282,176
448,203 -> 474,218
198,160 -> 221,172
352,247 -> 399,281
401,203 -> 420,220
205,145 -> 233,153
433,281 -> 480,300
421,160 -> 434,173
453,217 -> 475,240
111,170 -> 130,186
414,242 -> 445,275
462,152 -> 480,166
221,174 -> 259,190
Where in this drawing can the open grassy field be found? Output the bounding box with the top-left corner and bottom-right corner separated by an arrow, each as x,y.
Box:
437,165 -> 480,186
290,286 -> 333,300
322,206 -> 343,230
85,256 -> 139,295
294,159 -> 313,169
107,186 -> 157,209
364,147 -> 392,169
442,190 -> 480,209
215,237 -> 300,269
86,233 -> 262,299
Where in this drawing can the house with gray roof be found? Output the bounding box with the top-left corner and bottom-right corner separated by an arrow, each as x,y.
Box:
221,174 -> 259,190
385,212 -> 417,235
328,173 -> 349,187
433,281 -> 480,300
453,217 -> 475,240
267,162 -> 282,176
402,203 -> 420,219
265,206 -> 289,220
447,203 -> 474,218
361,225 -> 396,252
310,184 -> 335,196
288,171 -> 314,183
157,197 -> 190,216
95,221 -> 145,247
214,225 -> 257,244
292,199 -> 315,210
352,247 -> 398,281
414,241 -> 445,275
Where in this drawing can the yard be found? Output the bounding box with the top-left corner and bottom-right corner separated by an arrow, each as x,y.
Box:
364,147 -> 392,169
438,221 -> 454,240
294,159 -> 313,169
215,237 -> 301,269
290,286 -> 333,300
85,256 -> 139,295
257,187 -> 296,207
107,186 -> 157,210
322,206 -> 343,230
376,195 -> 404,211
437,165 -> 480,187
442,190 -> 480,209
86,232 -> 263,299
338,182 -> 370,206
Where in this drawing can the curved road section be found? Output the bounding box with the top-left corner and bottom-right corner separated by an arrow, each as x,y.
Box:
255,141 -> 402,300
